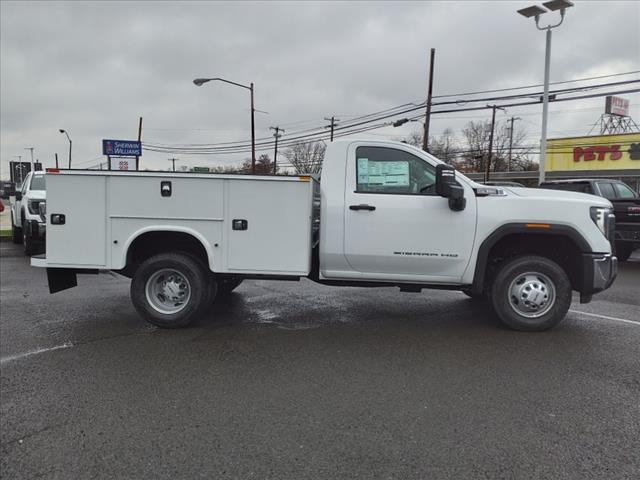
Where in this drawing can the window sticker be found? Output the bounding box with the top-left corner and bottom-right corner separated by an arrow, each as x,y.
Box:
357,158 -> 369,184
366,161 -> 410,187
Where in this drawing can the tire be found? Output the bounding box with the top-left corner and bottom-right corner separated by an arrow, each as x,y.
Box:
217,277 -> 243,296
615,242 -> 633,262
130,252 -> 212,328
489,255 -> 571,332
22,220 -> 36,256
11,214 -> 22,244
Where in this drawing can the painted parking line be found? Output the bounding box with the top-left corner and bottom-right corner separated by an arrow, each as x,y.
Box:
569,309 -> 640,326
0,342 -> 74,365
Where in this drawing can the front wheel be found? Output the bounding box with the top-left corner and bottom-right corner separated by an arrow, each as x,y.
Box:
130,253 -> 211,328
490,255 -> 572,332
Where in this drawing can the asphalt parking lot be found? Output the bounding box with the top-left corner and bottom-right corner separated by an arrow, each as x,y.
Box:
1,241 -> 639,480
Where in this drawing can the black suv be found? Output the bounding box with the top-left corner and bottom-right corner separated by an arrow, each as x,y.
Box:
540,179 -> 639,261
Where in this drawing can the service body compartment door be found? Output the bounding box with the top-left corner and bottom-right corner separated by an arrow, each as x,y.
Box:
46,174 -> 107,266
226,179 -> 313,274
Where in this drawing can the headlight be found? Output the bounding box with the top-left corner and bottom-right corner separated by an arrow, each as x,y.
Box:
590,206 -> 615,240
27,199 -> 42,214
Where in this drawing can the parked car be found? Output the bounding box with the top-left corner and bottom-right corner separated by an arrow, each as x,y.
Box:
33,139 -> 617,332
0,181 -> 16,199
539,179 -> 639,261
10,171 -> 46,255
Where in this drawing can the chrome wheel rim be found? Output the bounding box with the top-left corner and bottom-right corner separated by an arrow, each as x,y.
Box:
145,269 -> 191,314
508,272 -> 556,319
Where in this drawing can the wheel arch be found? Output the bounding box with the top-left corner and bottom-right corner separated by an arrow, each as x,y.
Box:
119,227 -> 216,276
471,223 -> 591,294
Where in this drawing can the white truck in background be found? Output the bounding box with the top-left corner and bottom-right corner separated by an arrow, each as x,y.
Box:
10,170 -> 46,255
32,139 -> 617,331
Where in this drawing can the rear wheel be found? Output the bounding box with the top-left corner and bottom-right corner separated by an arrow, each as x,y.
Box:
490,255 -> 571,332
615,241 -> 633,262
130,253 -> 211,328
11,214 -> 22,244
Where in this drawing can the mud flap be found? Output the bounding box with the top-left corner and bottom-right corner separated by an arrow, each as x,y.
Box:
47,268 -> 77,293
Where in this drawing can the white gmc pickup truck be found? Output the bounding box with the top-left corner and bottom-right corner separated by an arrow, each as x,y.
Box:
32,139 -> 617,331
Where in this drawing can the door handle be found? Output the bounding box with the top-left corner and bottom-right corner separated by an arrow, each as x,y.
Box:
349,204 -> 376,211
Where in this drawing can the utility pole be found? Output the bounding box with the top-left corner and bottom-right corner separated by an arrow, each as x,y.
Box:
423,48 -> 436,153
507,116 -> 521,172
485,105 -> 506,183
168,158 -> 177,172
25,147 -> 35,170
324,116 -> 339,142
270,126 -> 284,175
55,153 -> 59,169
136,116 -> 143,171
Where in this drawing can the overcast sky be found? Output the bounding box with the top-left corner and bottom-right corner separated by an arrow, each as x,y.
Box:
1,0 -> 639,176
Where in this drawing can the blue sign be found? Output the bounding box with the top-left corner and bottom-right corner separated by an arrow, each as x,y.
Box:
102,139 -> 142,157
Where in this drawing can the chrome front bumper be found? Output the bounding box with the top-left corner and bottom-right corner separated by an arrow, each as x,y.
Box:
581,253 -> 618,295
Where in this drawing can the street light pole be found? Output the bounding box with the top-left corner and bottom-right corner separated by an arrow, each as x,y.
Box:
59,129 -> 72,169
193,77 -> 256,174
25,147 -> 35,170
539,27 -> 552,184
517,0 -> 574,184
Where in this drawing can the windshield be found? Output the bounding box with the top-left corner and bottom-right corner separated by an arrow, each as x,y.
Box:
30,175 -> 46,191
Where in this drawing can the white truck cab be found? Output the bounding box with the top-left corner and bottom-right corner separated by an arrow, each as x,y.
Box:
32,139 -> 617,331
11,171 -> 46,255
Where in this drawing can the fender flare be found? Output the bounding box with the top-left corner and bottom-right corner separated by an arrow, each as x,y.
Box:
470,223 -> 591,294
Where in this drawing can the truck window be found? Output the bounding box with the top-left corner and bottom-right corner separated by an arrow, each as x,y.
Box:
613,182 -> 637,199
355,146 -> 436,195
596,182 -> 616,200
30,175 -> 46,191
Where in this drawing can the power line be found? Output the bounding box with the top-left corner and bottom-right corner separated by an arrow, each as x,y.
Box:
142,86 -> 639,155
432,70 -> 640,98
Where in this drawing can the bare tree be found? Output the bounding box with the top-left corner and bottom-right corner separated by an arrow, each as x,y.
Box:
283,140 -> 326,174
401,128 -> 458,164
458,120 -> 534,173
241,153 -> 276,174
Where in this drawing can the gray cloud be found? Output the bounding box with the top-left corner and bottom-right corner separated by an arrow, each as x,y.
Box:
1,0 -> 639,173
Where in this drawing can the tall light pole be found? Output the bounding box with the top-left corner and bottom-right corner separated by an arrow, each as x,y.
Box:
59,129 -> 72,169
24,147 -> 35,170
193,77 -> 256,174
517,0 -> 574,184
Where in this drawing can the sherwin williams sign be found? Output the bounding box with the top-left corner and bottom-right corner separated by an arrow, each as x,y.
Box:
546,133 -> 640,172
102,139 -> 142,157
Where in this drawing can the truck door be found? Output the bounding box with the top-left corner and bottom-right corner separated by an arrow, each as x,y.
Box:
343,145 -> 477,282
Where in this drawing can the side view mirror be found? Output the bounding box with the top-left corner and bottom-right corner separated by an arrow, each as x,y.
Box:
15,192 -> 23,201
435,164 -> 466,211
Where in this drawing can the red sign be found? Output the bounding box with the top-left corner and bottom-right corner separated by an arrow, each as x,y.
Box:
573,145 -> 623,162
